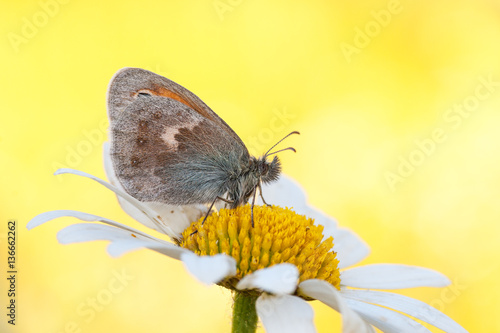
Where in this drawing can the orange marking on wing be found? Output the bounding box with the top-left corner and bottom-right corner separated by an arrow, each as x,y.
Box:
148,84 -> 214,120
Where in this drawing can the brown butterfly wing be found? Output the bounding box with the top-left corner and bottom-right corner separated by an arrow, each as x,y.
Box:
107,67 -> 246,149
108,70 -> 249,205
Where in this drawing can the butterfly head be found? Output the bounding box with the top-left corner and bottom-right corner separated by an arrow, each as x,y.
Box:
255,155 -> 281,184
228,131 -> 299,207
256,130 -> 300,185
224,154 -> 280,208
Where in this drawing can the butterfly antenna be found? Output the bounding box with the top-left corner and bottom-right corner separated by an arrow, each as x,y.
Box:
265,147 -> 296,157
264,131 -> 300,157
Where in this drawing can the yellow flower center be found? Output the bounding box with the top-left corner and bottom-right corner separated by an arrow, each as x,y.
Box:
179,205 -> 340,291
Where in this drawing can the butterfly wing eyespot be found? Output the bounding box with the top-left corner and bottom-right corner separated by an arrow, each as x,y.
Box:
136,89 -> 153,97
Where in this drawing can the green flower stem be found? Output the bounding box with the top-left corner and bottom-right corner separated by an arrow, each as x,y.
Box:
232,292 -> 258,333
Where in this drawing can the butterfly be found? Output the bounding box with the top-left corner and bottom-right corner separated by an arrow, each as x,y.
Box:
107,68 -> 298,226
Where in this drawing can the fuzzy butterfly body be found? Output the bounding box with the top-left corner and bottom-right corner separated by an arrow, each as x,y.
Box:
107,68 -> 286,215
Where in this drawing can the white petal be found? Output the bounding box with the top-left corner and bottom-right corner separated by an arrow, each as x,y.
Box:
298,279 -> 374,333
341,289 -> 468,333
258,175 -> 308,213
57,223 -> 187,259
106,238 -> 181,258
103,142 -> 207,236
28,210 -> 67,230
144,201 -> 207,236
302,205 -> 338,235
28,210 -> 140,232
256,294 -> 316,333
28,209 -> 187,259
180,252 -> 237,285
259,175 -> 337,232
54,167 -> 178,238
331,227 -> 370,269
29,210 -> 154,239
341,264 -> 450,289
56,222 -> 145,244
344,298 -> 432,333
236,263 -> 299,295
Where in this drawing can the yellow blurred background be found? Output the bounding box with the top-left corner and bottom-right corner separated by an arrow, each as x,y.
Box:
1,0 -> 499,332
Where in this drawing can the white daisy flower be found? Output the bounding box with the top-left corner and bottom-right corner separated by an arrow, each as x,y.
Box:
28,145 -> 467,333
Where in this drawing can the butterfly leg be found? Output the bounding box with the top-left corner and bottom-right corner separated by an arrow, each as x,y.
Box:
201,196 -> 218,226
190,196 -> 235,236
257,183 -> 271,207
217,196 -> 234,206
202,196 -> 235,225
250,188 -> 257,227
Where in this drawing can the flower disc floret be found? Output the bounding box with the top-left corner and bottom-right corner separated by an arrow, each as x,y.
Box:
180,205 -> 341,291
